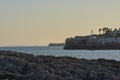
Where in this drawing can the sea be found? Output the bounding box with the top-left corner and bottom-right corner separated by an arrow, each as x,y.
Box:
0,46 -> 120,61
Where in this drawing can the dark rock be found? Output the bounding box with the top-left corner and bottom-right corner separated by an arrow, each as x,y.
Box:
0,51 -> 120,80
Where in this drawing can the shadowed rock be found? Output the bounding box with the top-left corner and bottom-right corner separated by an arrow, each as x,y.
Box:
0,51 -> 120,80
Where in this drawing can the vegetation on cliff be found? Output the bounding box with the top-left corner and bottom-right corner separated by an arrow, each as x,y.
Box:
64,27 -> 120,50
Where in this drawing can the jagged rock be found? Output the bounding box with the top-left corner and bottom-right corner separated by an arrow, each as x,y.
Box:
0,51 -> 120,80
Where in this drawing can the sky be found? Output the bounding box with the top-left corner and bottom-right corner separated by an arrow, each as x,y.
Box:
0,0 -> 120,46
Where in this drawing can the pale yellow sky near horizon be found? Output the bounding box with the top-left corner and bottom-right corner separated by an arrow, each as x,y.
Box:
0,0 -> 120,46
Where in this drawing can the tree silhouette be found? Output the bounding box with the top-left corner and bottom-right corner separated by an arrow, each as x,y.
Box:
98,28 -> 102,35
114,28 -> 117,31
102,27 -> 108,34
101,27 -> 113,34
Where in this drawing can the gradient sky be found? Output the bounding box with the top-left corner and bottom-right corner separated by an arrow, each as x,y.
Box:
1,0 -> 120,46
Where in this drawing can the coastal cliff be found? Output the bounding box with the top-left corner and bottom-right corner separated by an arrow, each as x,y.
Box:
0,51 -> 120,80
64,28 -> 120,50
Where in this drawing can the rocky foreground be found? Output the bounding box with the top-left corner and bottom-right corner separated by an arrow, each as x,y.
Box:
0,51 -> 120,80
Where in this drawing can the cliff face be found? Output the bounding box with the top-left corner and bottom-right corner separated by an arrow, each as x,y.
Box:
1,51 -> 120,80
64,36 -> 89,49
64,35 -> 120,50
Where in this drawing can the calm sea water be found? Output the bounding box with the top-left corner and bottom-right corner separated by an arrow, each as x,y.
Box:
0,46 -> 120,61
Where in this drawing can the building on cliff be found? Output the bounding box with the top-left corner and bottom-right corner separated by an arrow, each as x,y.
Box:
64,28 -> 120,50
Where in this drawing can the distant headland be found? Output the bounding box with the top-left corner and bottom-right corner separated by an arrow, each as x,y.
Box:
64,27 -> 120,50
49,43 -> 65,46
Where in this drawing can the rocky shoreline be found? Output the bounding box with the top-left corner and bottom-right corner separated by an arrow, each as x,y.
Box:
0,51 -> 120,80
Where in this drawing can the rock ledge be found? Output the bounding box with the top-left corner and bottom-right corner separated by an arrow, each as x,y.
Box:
0,51 -> 120,80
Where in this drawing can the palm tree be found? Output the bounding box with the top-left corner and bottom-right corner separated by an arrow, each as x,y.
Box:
98,28 -> 102,35
102,27 -> 112,34
102,27 -> 108,34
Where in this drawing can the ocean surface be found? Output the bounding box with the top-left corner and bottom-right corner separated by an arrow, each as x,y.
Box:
0,46 -> 120,61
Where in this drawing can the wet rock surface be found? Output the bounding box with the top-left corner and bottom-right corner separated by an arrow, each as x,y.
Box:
0,51 -> 120,80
